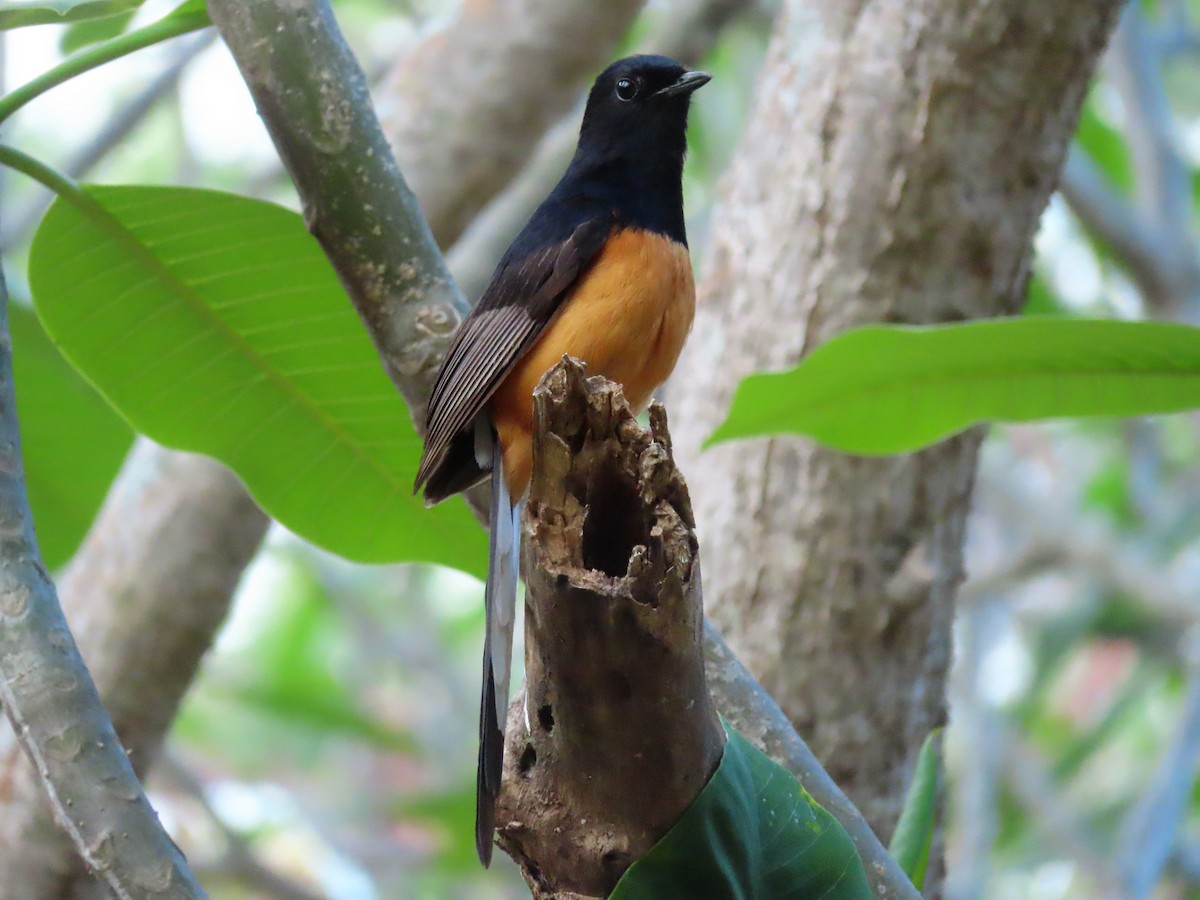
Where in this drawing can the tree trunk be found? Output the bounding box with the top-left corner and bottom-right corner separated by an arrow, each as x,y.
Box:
671,0 -> 1124,846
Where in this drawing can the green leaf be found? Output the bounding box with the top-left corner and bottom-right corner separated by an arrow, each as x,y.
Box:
10,303 -> 131,569
59,8 -> 135,52
1021,271 -> 1065,317
29,185 -> 484,573
612,724 -> 871,899
1075,97 -> 1132,193
888,729 -> 941,890
708,318 -> 1200,455
0,0 -> 141,28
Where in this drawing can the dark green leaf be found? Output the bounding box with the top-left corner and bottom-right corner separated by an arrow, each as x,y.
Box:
0,0 -> 141,28
29,185 -> 485,573
612,725 -> 871,899
888,729 -> 941,890
10,303 -> 131,569
708,319 -> 1200,455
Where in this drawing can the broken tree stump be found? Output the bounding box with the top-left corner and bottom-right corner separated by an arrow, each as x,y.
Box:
496,356 -> 725,898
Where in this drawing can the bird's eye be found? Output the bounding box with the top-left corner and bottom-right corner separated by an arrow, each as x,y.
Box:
615,77 -> 638,102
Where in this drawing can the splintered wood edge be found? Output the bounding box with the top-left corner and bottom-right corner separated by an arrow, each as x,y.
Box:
528,355 -> 696,596
500,355 -> 722,897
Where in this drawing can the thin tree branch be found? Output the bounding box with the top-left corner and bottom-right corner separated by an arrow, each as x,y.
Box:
208,0 -> 466,417
1002,736 -> 1123,900
1092,3 -> 1200,316
0,439 -> 269,897
1058,146 -> 1175,303
0,268 -> 204,897
1116,657 -> 1200,899
703,619 -> 921,900
970,473 -> 1196,629
0,33 -> 215,251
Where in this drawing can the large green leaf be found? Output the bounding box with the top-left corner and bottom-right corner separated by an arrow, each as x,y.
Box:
612,725 -> 871,899
888,729 -> 941,890
708,318 -> 1200,455
10,303 -> 131,569
0,0 -> 140,28
29,185 -> 484,572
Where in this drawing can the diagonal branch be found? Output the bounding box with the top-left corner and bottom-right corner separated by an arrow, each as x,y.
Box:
1070,3 -> 1200,316
0,271 -> 204,897
1116,659 -> 1200,899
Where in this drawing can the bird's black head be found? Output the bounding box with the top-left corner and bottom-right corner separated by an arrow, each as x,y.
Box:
575,54 -> 710,174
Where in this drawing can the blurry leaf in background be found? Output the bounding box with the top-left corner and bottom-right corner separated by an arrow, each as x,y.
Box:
398,782 -> 481,879
175,552 -> 416,761
220,556 -> 415,752
9,303 -> 131,569
29,185 -> 485,574
888,729 -> 942,890
709,319 -> 1200,455
59,7 -> 136,52
1075,98 -> 1133,194
0,0 -> 141,28
1084,455 -> 1140,527
1022,271 -> 1067,317
612,725 -> 872,899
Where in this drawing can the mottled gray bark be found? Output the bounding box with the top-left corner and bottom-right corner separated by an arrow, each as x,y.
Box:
0,277 -> 205,897
671,0 -> 1124,848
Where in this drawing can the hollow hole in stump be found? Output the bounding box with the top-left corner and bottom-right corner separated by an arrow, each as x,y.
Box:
518,743 -> 537,776
581,463 -> 642,577
601,849 -> 627,881
608,670 -> 633,703
538,704 -> 554,733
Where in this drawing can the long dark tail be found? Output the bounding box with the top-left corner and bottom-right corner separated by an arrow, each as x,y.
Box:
476,437 -> 519,866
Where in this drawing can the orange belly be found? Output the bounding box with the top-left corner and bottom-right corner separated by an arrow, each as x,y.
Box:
489,228 -> 695,498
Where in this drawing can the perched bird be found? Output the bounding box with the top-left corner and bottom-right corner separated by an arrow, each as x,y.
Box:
414,54 -> 709,866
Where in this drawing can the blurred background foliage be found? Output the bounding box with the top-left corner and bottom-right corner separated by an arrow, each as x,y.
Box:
2,0 -> 1200,897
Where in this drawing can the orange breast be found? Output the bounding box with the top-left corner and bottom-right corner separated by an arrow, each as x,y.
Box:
490,227 -> 695,498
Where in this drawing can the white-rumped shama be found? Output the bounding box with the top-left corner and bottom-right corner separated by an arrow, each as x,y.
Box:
414,54 -> 708,866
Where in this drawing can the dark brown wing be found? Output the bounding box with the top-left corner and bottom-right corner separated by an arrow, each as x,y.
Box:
415,217 -> 612,500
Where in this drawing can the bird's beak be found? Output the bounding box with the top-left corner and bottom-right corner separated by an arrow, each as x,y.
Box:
655,70 -> 712,98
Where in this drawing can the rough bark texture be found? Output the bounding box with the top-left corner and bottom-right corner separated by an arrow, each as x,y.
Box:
671,0 -> 1124,839
377,0 -> 646,248
209,0 -> 467,417
0,442 -> 264,898
0,289 -> 206,897
496,359 -> 724,898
